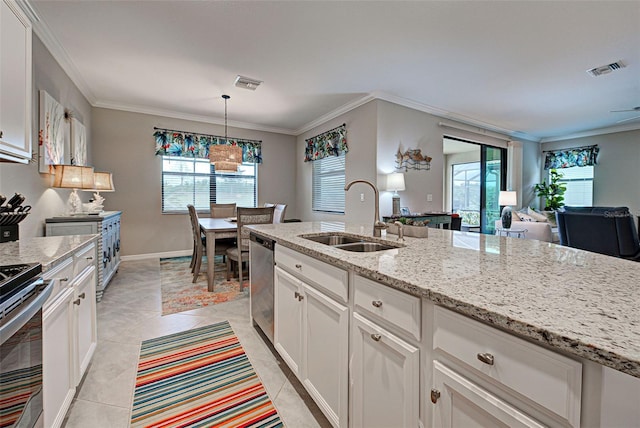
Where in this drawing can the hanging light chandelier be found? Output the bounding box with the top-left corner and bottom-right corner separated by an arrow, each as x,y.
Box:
209,94 -> 242,173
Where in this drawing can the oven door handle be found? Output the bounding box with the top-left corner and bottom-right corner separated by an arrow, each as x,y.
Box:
0,279 -> 53,346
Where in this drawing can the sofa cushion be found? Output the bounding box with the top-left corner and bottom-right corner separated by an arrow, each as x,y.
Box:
527,208 -> 549,222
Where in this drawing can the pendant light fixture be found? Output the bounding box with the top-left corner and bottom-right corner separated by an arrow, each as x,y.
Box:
209,94 -> 242,173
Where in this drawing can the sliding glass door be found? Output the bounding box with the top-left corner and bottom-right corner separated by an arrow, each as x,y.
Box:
480,146 -> 506,234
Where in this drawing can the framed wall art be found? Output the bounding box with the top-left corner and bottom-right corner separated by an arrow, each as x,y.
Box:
39,90 -> 65,173
70,117 -> 87,166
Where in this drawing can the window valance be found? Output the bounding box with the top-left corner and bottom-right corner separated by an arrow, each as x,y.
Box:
153,128 -> 262,163
544,145 -> 599,170
304,124 -> 348,162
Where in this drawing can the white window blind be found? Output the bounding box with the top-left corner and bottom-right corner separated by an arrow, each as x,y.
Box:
555,165 -> 593,207
161,156 -> 257,213
312,154 -> 345,213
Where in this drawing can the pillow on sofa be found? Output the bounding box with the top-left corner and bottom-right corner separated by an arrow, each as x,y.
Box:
527,208 -> 549,222
517,212 -> 536,222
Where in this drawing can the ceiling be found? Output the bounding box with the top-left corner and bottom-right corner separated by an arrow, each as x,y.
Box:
27,1 -> 640,141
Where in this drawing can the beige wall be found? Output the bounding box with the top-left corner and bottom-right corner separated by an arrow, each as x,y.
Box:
0,35 -> 92,238
91,108 -> 297,257
541,129 -> 640,217
296,100 -> 378,223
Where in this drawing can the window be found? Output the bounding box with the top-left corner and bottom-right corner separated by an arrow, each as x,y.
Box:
554,166 -> 593,207
452,162 -> 481,213
312,153 -> 345,213
161,156 -> 257,213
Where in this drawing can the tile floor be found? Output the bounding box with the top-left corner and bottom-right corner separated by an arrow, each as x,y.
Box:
62,258 -> 331,427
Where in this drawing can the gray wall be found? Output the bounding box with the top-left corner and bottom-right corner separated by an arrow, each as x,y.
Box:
0,35 -> 92,238
91,108 -> 297,257
541,129 -> 640,217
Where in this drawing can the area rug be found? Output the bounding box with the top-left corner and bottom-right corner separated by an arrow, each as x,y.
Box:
160,256 -> 247,316
130,321 -> 282,428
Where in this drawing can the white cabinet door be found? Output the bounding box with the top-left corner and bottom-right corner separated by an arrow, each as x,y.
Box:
43,288 -> 75,428
302,283 -> 349,428
350,313 -> 420,428
0,0 -> 31,162
274,266 -> 303,377
73,265 -> 97,384
431,361 -> 544,428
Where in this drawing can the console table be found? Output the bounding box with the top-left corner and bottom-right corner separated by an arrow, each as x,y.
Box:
383,212 -> 452,228
45,211 -> 121,301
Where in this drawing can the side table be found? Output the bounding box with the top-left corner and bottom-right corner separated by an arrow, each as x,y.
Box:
495,227 -> 527,238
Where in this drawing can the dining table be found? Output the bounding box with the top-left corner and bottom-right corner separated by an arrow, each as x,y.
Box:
198,217 -> 237,291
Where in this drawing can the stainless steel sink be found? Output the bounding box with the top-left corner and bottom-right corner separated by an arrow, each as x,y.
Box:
300,233 -> 402,252
333,242 -> 399,252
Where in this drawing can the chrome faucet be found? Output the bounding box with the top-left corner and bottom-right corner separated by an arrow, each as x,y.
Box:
344,179 -> 388,237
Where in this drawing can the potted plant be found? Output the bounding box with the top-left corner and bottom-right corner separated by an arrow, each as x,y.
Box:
534,169 -> 566,210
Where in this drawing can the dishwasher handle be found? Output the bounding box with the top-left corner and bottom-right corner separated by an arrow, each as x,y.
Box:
250,232 -> 275,251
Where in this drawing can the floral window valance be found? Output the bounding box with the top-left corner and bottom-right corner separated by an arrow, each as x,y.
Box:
304,124 -> 348,162
153,128 -> 262,163
544,145 -> 599,170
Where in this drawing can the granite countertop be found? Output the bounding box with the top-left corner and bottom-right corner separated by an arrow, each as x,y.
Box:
0,235 -> 99,270
248,221 -> 640,378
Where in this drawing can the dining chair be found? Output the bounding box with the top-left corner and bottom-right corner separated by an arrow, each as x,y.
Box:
264,203 -> 287,223
211,202 -> 236,218
226,206 -> 275,290
188,205 -> 235,283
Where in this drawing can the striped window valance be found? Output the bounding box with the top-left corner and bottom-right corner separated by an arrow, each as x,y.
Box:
153,128 -> 262,163
544,145 -> 599,170
304,124 -> 348,162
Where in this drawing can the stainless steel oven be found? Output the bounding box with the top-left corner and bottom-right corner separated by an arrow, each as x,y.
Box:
0,264 -> 52,428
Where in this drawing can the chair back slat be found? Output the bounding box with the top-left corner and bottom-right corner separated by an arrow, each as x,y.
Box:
211,203 -> 236,218
187,204 -> 202,252
264,203 -> 287,223
237,207 -> 275,251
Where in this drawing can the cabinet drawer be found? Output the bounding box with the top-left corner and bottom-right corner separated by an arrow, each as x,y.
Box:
43,258 -> 74,309
74,243 -> 96,278
275,246 -> 348,303
433,306 -> 582,426
354,275 -> 421,341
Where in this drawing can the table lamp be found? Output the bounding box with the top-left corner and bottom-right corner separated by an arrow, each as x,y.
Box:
386,173 -> 406,216
498,190 -> 517,229
83,171 -> 115,211
52,165 -> 95,215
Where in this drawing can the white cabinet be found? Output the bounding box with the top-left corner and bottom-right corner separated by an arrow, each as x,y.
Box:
431,361 -> 544,428
43,241 -> 97,428
274,257 -> 349,428
0,0 -> 32,163
350,312 -> 420,428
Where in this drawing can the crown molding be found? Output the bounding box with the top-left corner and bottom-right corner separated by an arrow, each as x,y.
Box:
294,94 -> 376,135
94,101 -> 298,135
22,0 -> 97,104
540,122 -> 640,143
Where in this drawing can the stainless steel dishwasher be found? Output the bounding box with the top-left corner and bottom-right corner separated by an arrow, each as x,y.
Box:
249,232 -> 275,343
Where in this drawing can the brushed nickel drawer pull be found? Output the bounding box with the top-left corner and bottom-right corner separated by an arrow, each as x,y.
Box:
79,292 -> 86,299
73,298 -> 81,306
372,300 -> 383,308
477,352 -> 495,365
294,291 -> 301,299
295,264 -> 302,269
370,333 -> 382,342
60,277 -> 69,282
85,256 -> 93,260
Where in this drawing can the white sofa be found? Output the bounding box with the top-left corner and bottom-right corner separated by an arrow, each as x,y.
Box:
495,220 -> 557,243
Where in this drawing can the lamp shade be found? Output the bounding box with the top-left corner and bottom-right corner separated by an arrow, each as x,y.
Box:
52,165 -> 95,189
210,144 -> 242,172
93,172 -> 115,192
498,191 -> 517,206
386,173 -> 406,192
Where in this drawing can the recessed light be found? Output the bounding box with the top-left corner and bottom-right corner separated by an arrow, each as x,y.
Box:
234,75 -> 263,90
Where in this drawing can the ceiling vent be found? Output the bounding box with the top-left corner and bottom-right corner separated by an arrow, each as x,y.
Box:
234,75 -> 263,90
586,60 -> 626,77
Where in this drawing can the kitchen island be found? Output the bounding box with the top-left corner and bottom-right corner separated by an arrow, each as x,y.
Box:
248,221 -> 640,428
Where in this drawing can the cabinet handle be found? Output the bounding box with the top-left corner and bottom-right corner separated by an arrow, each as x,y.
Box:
370,333 -> 382,342
73,298 -> 81,306
430,388 -> 441,404
294,291 -> 301,299
295,263 -> 302,269
0,130 -> 3,138
298,294 -> 304,301
79,292 -> 86,299
85,256 -> 93,260
477,352 -> 495,366
60,277 -> 69,282
372,300 -> 383,308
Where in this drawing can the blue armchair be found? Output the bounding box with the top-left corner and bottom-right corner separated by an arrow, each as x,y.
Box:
556,206 -> 640,260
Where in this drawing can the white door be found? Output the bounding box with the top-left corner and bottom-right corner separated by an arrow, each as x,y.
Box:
274,266 -> 303,377
43,288 -> 75,428
350,313 -> 419,428
431,361 -> 544,428
73,266 -> 97,384
302,283 -> 349,428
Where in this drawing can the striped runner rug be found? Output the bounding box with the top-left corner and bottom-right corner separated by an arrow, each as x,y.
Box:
130,321 -> 283,428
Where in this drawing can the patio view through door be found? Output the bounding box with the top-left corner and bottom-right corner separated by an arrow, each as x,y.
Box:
480,146 -> 506,235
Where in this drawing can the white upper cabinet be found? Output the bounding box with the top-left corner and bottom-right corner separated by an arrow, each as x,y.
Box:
0,0 -> 32,163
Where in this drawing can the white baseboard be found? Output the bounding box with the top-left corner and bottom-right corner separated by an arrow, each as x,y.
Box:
120,249 -> 191,261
